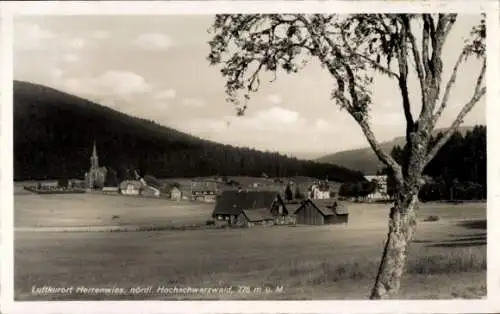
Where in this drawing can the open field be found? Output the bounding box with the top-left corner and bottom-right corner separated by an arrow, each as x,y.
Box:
14,189 -> 486,300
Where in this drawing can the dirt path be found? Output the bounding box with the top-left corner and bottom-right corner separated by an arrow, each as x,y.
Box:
15,225 -> 160,233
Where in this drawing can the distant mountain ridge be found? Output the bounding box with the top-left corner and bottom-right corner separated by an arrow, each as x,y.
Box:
316,126 -> 476,175
14,80 -> 365,182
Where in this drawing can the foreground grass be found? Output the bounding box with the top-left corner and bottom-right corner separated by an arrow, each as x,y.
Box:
270,247 -> 486,288
15,227 -> 486,300
14,194 -> 486,300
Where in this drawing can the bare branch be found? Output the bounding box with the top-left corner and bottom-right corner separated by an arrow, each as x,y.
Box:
340,26 -> 400,79
422,15 -> 432,77
356,114 -> 405,184
431,49 -> 467,126
424,59 -> 486,167
334,89 -> 404,184
393,25 -> 415,142
401,17 -> 427,111
431,14 -> 457,65
298,15 -> 403,181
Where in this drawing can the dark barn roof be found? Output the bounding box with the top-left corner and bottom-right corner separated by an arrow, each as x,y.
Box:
241,208 -> 275,222
294,199 -> 348,216
212,190 -> 284,216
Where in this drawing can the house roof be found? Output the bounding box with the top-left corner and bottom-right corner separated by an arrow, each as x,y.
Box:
191,182 -> 218,192
294,199 -> 348,216
312,184 -> 330,192
191,180 -> 217,187
143,175 -> 164,189
333,201 -> 349,215
241,208 -> 274,222
283,200 -> 302,213
212,190 -> 283,216
119,180 -> 142,189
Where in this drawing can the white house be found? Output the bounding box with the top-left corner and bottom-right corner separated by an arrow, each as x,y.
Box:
119,180 -> 142,196
170,186 -> 182,201
364,175 -> 390,200
309,183 -> 331,200
102,186 -> 119,194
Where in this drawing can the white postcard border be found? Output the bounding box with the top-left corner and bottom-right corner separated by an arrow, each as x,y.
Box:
1,1 -> 498,314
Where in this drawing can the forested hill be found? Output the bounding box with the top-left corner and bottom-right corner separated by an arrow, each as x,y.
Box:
14,80 -> 365,182
317,125 -> 476,175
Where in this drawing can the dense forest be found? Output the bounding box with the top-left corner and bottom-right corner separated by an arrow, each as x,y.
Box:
381,125 -> 486,201
13,81 -> 365,182
316,126 -> 475,175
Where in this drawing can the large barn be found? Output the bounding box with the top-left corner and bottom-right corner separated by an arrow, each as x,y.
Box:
236,209 -> 275,227
294,199 -> 348,225
212,190 -> 288,225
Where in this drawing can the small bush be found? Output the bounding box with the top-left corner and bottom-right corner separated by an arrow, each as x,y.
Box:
206,219 -> 215,225
424,215 -> 440,222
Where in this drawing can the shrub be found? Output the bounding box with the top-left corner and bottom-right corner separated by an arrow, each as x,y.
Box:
423,215 -> 440,222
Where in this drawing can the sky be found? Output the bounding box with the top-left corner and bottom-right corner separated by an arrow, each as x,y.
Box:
14,14 -> 485,159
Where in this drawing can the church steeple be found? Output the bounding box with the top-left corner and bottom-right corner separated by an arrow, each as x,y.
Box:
90,141 -> 99,170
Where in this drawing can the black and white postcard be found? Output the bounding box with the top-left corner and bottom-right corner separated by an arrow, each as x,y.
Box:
1,1 -> 499,314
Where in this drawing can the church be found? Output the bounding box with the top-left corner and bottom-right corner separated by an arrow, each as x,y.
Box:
84,142 -> 108,190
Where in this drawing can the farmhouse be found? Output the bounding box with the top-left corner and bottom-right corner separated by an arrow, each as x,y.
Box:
212,190 -> 288,224
294,199 -> 348,225
170,186 -> 182,201
38,180 -> 59,188
309,182 -> 331,200
143,175 -> 164,191
119,180 -> 142,196
191,180 -> 218,202
102,186 -> 119,195
364,175 -> 390,200
236,208 -> 275,227
141,185 -> 160,197
69,179 -> 86,189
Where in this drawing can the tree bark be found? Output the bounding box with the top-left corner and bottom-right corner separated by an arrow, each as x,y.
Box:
370,185 -> 419,299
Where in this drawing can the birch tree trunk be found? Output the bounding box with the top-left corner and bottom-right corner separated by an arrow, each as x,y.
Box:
370,190 -> 418,299
370,131 -> 427,299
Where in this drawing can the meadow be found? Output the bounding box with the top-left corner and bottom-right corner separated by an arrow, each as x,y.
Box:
14,186 -> 486,300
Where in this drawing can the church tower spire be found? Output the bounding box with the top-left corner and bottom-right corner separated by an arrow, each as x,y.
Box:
90,141 -> 99,170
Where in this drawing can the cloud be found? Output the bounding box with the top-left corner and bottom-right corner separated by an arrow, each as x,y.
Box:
67,38 -> 85,49
48,68 -> 64,80
252,106 -> 299,125
182,98 -> 205,108
314,118 -> 335,133
134,33 -> 173,51
371,112 -> 404,127
94,70 -> 152,95
93,30 -> 110,40
60,70 -> 152,98
188,106 -> 302,133
98,97 -> 118,109
63,53 -> 79,63
267,94 -> 283,105
154,89 -> 177,100
14,22 -> 55,51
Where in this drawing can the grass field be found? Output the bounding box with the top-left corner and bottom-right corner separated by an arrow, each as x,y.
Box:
14,188 -> 486,300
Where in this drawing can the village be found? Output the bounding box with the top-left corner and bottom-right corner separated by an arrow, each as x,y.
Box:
23,141 -> 390,228
10,9 -> 489,303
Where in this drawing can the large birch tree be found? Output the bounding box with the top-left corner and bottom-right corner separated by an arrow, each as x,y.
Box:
207,13 -> 486,299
